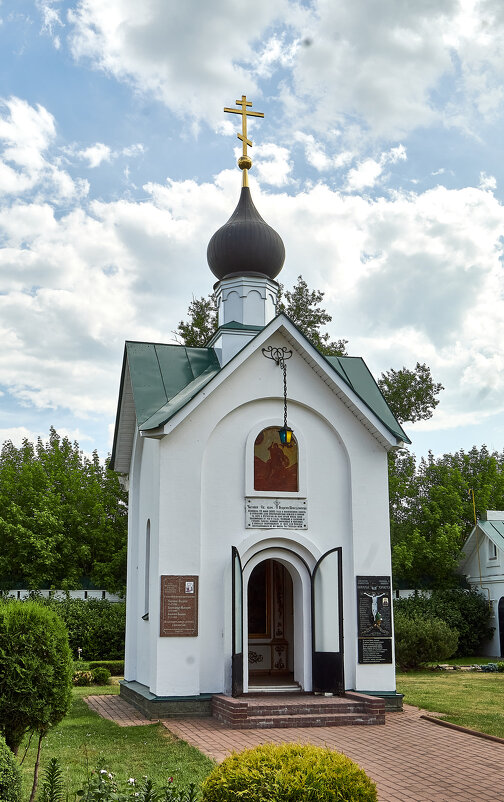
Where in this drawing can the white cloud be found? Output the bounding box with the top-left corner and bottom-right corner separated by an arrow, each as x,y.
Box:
37,0 -> 64,49
345,146 -> 407,191
252,143 -> 292,187
294,132 -> 353,172
68,0 -> 288,125
78,143 -> 111,168
479,171 -> 497,191
0,97 -> 87,200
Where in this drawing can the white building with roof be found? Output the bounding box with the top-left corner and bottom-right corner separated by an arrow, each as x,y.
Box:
110,98 -> 409,720
460,511 -> 504,657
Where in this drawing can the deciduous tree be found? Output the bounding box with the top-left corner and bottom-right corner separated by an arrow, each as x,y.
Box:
0,429 -> 127,593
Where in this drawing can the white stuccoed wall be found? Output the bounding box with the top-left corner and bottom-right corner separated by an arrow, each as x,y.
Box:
125,330 -> 396,697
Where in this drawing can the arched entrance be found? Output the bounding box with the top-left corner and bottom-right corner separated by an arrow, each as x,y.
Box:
247,559 -> 294,687
231,544 -> 344,696
499,597 -> 504,657
239,547 -> 313,694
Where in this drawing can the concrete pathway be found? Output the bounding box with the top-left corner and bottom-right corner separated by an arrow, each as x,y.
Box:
85,695 -> 504,802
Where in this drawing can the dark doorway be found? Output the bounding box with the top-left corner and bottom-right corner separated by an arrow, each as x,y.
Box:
247,559 -> 294,685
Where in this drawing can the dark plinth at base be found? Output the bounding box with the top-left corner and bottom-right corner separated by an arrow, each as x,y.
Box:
120,680 -> 213,719
354,690 -> 404,712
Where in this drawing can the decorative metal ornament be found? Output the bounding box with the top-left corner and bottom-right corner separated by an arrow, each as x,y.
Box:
262,346 -> 294,443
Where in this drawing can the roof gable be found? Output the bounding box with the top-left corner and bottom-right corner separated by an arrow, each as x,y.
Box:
111,315 -> 409,472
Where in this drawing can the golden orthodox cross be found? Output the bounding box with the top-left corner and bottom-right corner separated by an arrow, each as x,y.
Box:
224,95 -> 264,185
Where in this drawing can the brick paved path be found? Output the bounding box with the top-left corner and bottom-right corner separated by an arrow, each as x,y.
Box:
86,695 -> 504,802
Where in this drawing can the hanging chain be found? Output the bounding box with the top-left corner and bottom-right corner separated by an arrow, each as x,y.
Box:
262,346 -> 293,430
282,360 -> 288,429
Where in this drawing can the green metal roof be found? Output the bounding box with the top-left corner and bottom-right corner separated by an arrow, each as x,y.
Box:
325,355 -> 409,443
125,341 -> 220,430
478,520 -> 504,552
112,319 -> 408,470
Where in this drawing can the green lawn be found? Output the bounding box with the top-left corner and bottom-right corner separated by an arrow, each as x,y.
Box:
19,685 -> 214,799
397,670 -> 504,738
427,656 -> 502,666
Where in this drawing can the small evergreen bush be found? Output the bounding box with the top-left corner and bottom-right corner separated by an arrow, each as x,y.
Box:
0,601 -> 73,754
0,734 -> 21,801
92,667 -> 111,685
201,743 -> 377,802
394,611 -> 458,669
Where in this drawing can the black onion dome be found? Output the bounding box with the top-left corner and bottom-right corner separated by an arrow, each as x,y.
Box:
207,187 -> 285,281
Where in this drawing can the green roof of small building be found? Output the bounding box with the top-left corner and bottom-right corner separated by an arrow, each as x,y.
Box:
126,341 -> 221,431
111,317 -> 409,473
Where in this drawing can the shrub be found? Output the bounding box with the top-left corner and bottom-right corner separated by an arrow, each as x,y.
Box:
0,597 -> 126,660
0,733 -> 21,802
394,612 -> 458,669
0,601 -> 73,754
73,671 -> 93,687
201,743 -> 377,802
394,588 -> 493,656
89,660 -> 124,675
92,667 -> 111,685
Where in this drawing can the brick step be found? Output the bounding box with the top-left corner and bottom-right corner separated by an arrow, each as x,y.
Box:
245,701 -> 369,716
235,712 -> 385,729
211,692 -> 385,728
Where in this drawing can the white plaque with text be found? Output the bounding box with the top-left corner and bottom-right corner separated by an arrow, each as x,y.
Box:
246,497 -> 307,530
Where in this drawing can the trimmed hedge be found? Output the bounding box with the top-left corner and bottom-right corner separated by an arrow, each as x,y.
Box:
202,743 -> 377,802
0,734 -> 21,801
88,660 -> 124,675
0,597 -> 125,660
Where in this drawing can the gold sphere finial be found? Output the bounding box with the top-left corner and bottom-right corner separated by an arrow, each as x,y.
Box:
238,155 -> 252,171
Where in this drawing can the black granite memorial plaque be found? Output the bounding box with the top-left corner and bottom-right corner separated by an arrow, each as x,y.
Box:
356,575 -> 392,637
358,637 -> 392,664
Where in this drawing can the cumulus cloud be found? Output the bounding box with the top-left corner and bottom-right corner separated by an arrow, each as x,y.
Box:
0,97 -> 87,200
2,144 -> 503,445
66,0 -> 504,145
345,145 -> 407,191
68,0 -> 288,125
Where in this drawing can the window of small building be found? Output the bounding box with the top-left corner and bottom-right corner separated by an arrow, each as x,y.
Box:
254,427 -> 298,492
489,540 -> 498,560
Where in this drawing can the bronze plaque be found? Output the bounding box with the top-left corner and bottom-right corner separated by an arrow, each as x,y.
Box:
160,575 -> 198,637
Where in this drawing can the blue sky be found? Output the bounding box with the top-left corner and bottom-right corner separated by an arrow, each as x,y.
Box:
1,0 -> 504,464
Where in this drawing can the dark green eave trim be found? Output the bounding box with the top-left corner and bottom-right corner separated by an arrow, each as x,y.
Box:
219,321 -> 264,331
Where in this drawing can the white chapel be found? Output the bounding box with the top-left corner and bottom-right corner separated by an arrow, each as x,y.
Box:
111,96 -> 409,724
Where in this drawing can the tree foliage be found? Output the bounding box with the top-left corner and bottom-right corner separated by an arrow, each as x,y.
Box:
377,363 -> 444,425
176,294 -> 217,347
0,429 -> 127,593
276,276 -> 348,356
389,445 -> 504,588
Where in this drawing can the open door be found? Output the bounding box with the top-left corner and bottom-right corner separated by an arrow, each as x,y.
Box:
312,547 -> 344,694
231,546 -> 243,696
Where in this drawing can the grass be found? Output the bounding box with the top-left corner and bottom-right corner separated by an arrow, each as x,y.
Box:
19,684 -> 214,798
427,655 -> 502,666
397,670 -> 504,738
